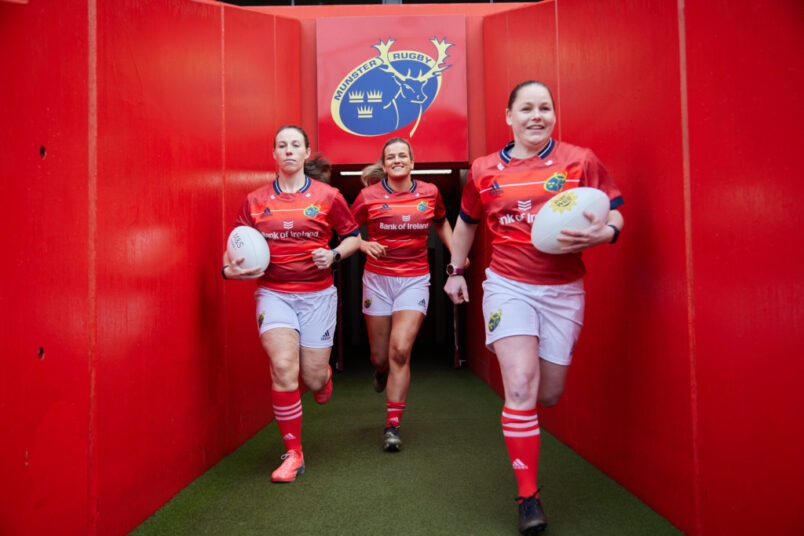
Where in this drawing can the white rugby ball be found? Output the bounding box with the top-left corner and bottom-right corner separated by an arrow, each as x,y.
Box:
530,187 -> 609,254
227,225 -> 270,271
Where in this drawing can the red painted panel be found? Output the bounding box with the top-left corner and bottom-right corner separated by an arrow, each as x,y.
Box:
94,1 -> 225,534
317,15 -> 468,165
483,3 -> 559,154
555,0 -> 694,531
273,16 -> 302,129
0,1 -> 90,535
685,1 -> 804,533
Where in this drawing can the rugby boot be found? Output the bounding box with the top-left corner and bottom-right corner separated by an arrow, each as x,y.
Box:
383,426 -> 401,452
517,492 -> 548,534
271,449 -> 305,483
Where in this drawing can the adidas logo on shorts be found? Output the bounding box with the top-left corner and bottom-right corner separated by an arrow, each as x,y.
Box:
512,458 -> 529,471
321,329 -> 331,341
283,433 -> 296,440
418,299 -> 426,306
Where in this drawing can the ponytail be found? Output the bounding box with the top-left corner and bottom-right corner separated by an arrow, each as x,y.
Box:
360,162 -> 386,187
304,153 -> 331,184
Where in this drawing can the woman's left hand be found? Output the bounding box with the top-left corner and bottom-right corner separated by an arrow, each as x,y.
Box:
312,247 -> 335,269
556,211 -> 614,253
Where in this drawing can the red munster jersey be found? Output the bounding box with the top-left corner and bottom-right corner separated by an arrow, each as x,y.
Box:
235,176 -> 359,292
460,139 -> 624,285
351,178 -> 446,277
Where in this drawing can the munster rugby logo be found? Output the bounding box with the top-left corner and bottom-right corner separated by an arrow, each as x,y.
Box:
544,172 -> 567,192
303,204 -> 321,218
488,310 -> 502,332
331,37 -> 453,137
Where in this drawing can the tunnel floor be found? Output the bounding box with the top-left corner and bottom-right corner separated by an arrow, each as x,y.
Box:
132,356 -> 681,535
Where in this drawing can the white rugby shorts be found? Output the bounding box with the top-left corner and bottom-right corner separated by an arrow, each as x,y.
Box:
482,268 -> 585,366
361,271 -> 430,316
255,285 -> 337,349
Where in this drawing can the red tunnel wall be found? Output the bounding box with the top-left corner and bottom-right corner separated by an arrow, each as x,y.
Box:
2,1 -> 801,535
0,3 -> 91,534
1,1 -> 300,534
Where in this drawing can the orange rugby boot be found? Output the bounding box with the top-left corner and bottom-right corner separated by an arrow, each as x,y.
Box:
271,449 -> 305,483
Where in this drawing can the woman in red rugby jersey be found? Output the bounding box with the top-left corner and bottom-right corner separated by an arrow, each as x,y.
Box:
351,138 -> 456,452
444,81 -> 625,534
222,125 -> 360,483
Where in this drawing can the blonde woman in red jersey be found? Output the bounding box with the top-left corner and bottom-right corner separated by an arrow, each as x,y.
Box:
222,126 -> 360,483
444,82 -> 625,534
351,138 -> 455,452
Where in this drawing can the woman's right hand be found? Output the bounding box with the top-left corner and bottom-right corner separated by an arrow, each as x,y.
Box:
444,275 -> 469,304
224,256 -> 265,280
361,240 -> 387,260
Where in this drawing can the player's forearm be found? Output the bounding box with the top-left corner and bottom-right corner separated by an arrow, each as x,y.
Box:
335,235 -> 361,260
448,219 -> 478,266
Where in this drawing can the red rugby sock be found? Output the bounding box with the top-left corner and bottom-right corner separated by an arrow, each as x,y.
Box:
385,399 -> 406,428
272,389 -> 302,452
501,406 -> 540,498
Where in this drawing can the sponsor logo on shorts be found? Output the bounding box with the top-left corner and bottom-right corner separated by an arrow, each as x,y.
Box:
304,204 -> 321,218
258,311 -> 265,328
544,171 -> 566,192
416,201 -> 429,212
418,298 -> 426,306
364,298 -> 372,308
321,329 -> 331,341
488,309 -> 501,332
283,433 -> 296,440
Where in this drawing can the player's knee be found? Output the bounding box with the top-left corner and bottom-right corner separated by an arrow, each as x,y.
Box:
537,386 -> 563,407
388,343 -> 412,366
270,361 -> 298,384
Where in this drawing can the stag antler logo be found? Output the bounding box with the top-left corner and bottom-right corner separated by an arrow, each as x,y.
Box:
331,36 -> 454,138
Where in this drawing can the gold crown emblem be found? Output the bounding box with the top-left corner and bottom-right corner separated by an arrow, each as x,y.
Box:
366,90 -> 382,102
348,91 -> 364,103
357,105 -> 373,118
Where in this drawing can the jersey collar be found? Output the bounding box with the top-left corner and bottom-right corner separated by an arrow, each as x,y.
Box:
273,175 -> 311,195
381,177 -> 417,194
500,138 -> 555,164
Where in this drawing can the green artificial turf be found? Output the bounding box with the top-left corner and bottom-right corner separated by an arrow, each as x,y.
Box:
132,359 -> 682,535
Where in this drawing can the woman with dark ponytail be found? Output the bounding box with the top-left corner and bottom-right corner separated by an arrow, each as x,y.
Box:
221,125 -> 360,483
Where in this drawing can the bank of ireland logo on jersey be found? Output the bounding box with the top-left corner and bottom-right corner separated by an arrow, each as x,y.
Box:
331,37 -> 453,138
